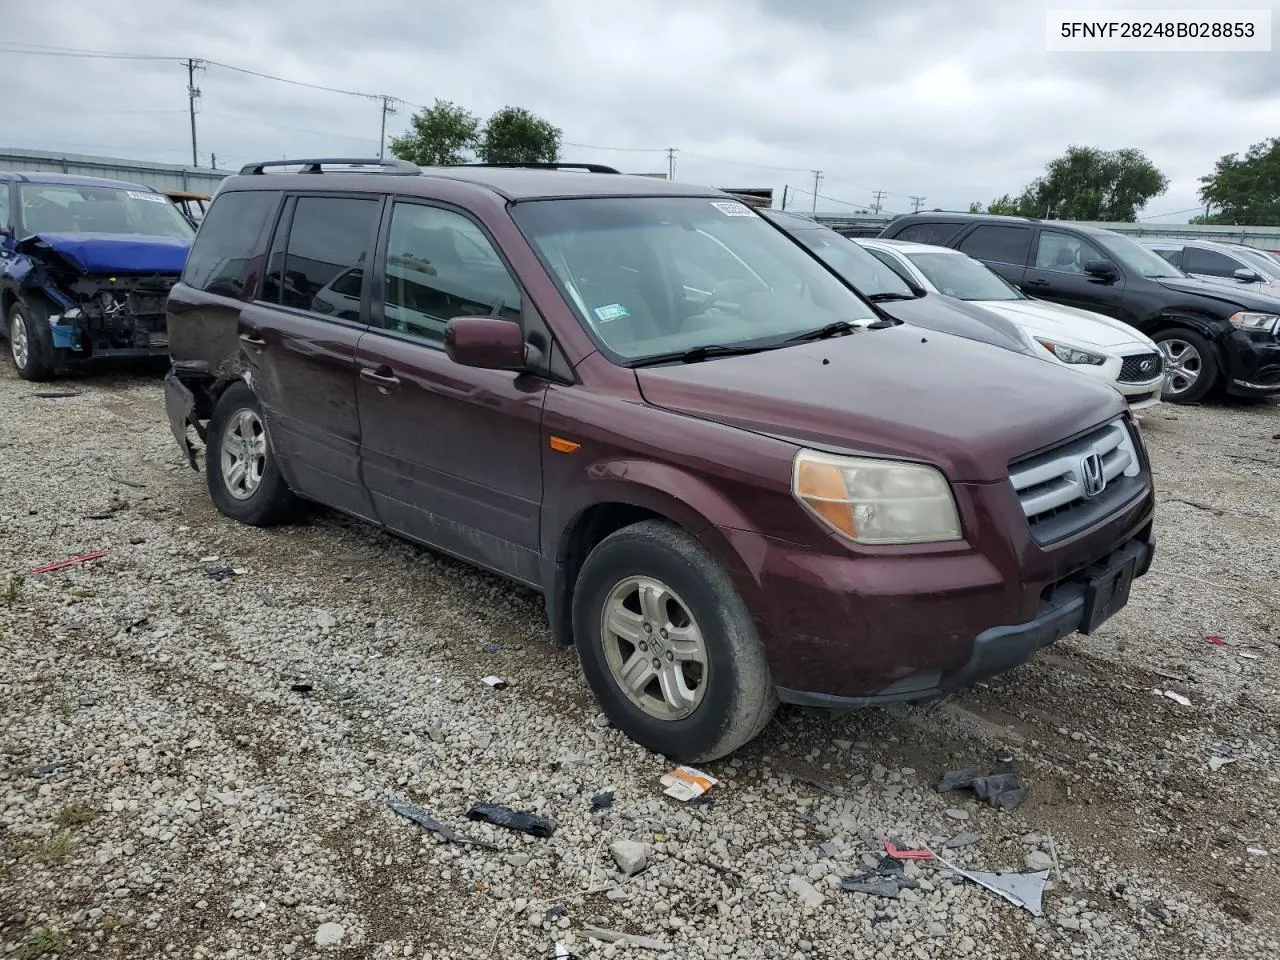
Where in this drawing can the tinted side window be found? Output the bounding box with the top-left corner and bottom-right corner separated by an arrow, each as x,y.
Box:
182,191 -> 278,297
1149,246 -> 1183,269
893,222 -> 964,245
0,183 -> 10,231
958,225 -> 1031,265
379,202 -> 521,345
1034,230 -> 1107,274
1184,246 -> 1243,278
280,197 -> 380,321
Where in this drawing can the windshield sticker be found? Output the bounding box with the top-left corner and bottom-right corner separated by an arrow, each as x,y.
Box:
593,303 -> 631,323
710,201 -> 754,217
126,190 -> 168,203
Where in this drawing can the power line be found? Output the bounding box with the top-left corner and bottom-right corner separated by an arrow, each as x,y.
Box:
1138,205 -> 1207,221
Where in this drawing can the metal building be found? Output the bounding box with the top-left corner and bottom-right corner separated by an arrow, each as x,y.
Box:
0,148 -> 228,196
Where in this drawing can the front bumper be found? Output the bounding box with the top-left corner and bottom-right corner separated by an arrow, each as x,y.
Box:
776,533 -> 1155,708
1223,333 -> 1280,396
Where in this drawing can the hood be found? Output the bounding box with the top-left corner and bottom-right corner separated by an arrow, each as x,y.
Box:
635,326 -> 1125,483
877,295 -> 1041,358
17,232 -> 190,275
975,299 -> 1157,350
1155,275 -> 1280,314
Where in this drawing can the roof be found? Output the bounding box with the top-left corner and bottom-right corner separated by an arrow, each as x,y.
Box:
889,210 -> 1123,238
224,162 -> 727,202
0,170 -> 158,191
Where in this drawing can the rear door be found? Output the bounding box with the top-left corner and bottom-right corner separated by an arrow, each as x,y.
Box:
1023,228 -> 1127,319
354,198 -> 548,584
954,224 -> 1032,286
239,193 -> 384,520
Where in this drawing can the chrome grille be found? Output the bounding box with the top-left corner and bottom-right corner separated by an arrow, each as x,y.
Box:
1118,352 -> 1163,383
1009,419 -> 1147,544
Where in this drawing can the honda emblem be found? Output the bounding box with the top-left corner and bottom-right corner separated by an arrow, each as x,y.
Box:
1080,453 -> 1106,498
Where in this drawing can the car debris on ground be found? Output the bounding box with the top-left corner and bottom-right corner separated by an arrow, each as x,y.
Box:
927,847 -> 1050,916
659,765 -> 717,801
936,764 -> 1028,810
465,802 -> 556,838
387,797 -> 498,850
840,855 -> 921,899
29,549 -> 108,575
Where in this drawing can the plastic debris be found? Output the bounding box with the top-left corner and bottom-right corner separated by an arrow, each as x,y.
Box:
1247,847 -> 1269,856
660,765 -> 718,802
290,683 -> 313,695
484,643 -> 501,654
1208,756 -> 1237,772
33,390 -> 82,399
481,675 -> 508,690
1155,688 -> 1192,707
205,566 -> 242,581
590,791 -> 615,813
927,847 -> 1048,916
545,905 -> 567,922
553,942 -> 574,960
30,550 -> 108,576
581,927 -> 668,950
937,765 -> 1027,810
840,856 -> 920,899
387,797 -> 497,849
883,838 -> 933,860
466,802 -> 556,838
1206,634 -> 1226,646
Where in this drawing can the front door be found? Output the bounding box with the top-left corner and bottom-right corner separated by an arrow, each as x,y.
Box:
241,193 -> 384,520
355,198 -> 547,584
1023,228 -> 1127,319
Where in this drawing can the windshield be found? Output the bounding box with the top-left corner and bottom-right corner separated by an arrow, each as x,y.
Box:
1098,232 -> 1186,278
1233,247 -> 1280,278
18,183 -> 195,241
784,226 -> 915,299
904,251 -> 1024,301
510,196 -> 877,361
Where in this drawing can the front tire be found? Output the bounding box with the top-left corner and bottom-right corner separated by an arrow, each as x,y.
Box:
206,382 -> 302,526
7,301 -> 54,381
572,520 -> 777,762
1154,327 -> 1218,404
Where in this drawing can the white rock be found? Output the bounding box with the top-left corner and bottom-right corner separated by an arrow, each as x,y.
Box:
788,874 -> 825,908
609,839 -> 649,876
1025,851 -> 1054,872
315,922 -> 345,947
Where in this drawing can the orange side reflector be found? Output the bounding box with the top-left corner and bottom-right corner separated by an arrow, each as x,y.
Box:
549,436 -> 580,453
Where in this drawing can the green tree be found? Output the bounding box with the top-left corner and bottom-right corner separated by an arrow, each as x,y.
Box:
389,99 -> 479,166
478,107 -> 561,164
1015,146 -> 1168,221
1193,138 -> 1280,225
986,194 -> 1021,216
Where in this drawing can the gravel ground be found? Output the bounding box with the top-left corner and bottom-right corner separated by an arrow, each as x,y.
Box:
1,363 -> 1278,960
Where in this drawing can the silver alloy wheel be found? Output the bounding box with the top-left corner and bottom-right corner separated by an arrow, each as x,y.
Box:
600,575 -> 708,721
1158,338 -> 1202,396
219,408 -> 267,500
10,312 -> 28,371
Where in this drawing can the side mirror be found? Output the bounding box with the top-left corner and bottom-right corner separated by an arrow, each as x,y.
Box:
1083,259 -> 1117,281
1233,267 -> 1262,283
444,316 -> 527,371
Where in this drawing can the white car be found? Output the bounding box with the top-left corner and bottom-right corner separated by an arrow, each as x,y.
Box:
858,238 -> 1165,411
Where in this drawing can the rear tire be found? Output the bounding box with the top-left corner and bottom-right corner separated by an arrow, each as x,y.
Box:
1153,327 -> 1217,404
206,382 -> 302,526
7,301 -> 55,381
572,520 -> 777,762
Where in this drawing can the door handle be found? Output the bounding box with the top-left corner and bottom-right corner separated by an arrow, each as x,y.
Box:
360,365 -> 401,392
1025,279 -> 1050,288
239,332 -> 267,347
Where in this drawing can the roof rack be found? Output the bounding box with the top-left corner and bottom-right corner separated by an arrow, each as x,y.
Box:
238,157 -> 421,176
450,162 -> 621,174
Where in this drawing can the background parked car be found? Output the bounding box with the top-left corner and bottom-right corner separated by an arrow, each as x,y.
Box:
1139,237 -> 1280,294
877,212 -> 1280,404
758,208 -> 1043,359
857,238 -> 1165,410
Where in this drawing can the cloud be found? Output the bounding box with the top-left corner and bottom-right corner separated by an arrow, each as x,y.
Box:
1,0 -> 1276,220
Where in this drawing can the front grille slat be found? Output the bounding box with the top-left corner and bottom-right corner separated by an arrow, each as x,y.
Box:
1119,352 -> 1163,383
1008,419 -> 1148,544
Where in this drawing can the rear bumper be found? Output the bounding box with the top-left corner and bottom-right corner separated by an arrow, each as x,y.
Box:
164,366 -> 201,470
777,533 -> 1155,708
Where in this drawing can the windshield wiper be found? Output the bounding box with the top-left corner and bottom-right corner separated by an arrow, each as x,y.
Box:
784,320 -> 861,343
629,343 -> 770,367
866,292 -> 915,302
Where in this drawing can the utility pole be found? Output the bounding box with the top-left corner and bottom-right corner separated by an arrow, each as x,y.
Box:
186,58 -> 203,168
667,147 -> 678,180
211,153 -> 217,169
871,189 -> 886,214
910,195 -> 926,213
781,185 -> 789,211
379,96 -> 398,160
811,170 -> 823,213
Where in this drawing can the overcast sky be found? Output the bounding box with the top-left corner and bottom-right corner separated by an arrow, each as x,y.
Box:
2,0 -> 1277,221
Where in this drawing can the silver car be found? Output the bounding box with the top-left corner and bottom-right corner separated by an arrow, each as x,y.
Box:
1140,238 -> 1280,294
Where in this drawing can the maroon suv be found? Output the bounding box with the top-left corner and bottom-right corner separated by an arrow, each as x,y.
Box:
164,158 -> 1155,761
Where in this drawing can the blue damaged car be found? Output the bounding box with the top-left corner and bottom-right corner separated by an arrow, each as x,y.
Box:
0,172 -> 195,380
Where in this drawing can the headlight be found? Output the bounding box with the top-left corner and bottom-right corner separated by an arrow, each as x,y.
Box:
792,450 -> 961,544
1228,311 -> 1280,334
1035,337 -> 1106,365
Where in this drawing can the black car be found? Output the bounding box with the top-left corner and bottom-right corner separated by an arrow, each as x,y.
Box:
759,209 -> 1040,359
878,212 -> 1280,403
